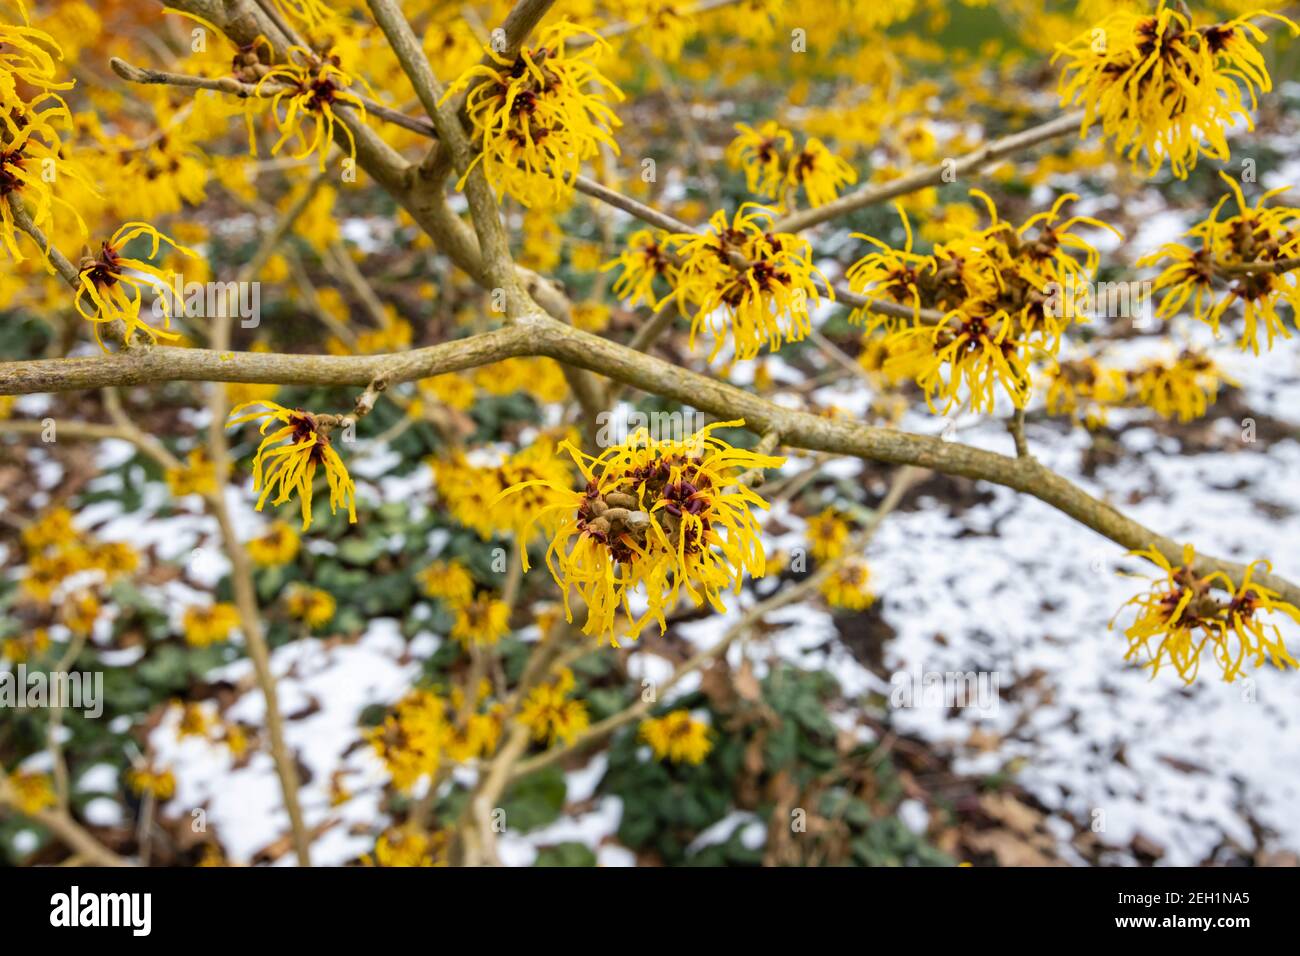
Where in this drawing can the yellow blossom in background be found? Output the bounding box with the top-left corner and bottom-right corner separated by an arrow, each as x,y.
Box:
450,595 -> 510,647
431,434 -> 575,542
570,300 -> 611,332
61,590 -> 100,636
286,585 -> 336,629
368,688 -> 449,790
165,449 -> 219,498
806,508 -> 850,562
1132,350 -> 1232,422
370,825 -> 447,867
518,668 -> 589,746
473,357 -> 569,403
1042,357 -> 1128,427
570,241 -> 604,273
176,702 -> 212,740
6,771 -> 56,815
821,559 -> 875,611
126,766 -> 177,801
417,559 -> 475,605
2,628 -> 50,664
624,0 -> 697,63
415,374 -> 475,414
640,710 -> 712,764
247,521 -> 301,567
223,724 -> 249,757
182,603 -> 240,648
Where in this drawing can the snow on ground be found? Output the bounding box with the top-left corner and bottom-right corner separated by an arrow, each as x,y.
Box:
48,329 -> 1300,864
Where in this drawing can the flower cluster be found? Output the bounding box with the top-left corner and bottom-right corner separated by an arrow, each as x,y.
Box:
367,683 -> 503,790
227,401 -> 357,531
430,432 -> 575,542
165,449 -> 220,498
497,420 -> 783,643
443,21 -> 623,207
1043,350 -> 1232,425
369,825 -> 447,867
847,193 -> 1118,412
1140,173 -> 1300,353
677,205 -> 829,360
1055,4 -> 1297,178
1113,545 -> 1299,683
727,121 -> 857,209
605,228 -> 681,309
285,584 -> 336,630
18,506 -> 137,614
608,204 -> 828,361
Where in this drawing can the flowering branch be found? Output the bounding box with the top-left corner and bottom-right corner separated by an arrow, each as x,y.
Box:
4,313 -> 1296,607
769,110 -> 1087,235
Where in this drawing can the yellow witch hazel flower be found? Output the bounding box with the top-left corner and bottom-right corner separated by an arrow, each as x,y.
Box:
442,20 -> 623,207
126,766 -> 176,801
604,228 -> 680,309
728,122 -> 792,199
286,584 -> 336,629
640,710 -> 712,765
847,193 -> 1119,413
417,559 -> 475,605
6,770 -> 56,815
251,45 -> 374,172
1131,349 -> 1233,422
1112,545 -> 1300,684
182,603 -> 240,648
517,668 -> 589,746
227,401 -> 357,531
726,122 -> 856,210
450,595 -> 510,647
0,23 -> 91,264
247,521 -> 300,567
431,432 -> 575,541
821,558 -> 875,612
1042,356 -> 1129,427
1055,3 -> 1298,178
75,222 -> 197,349
673,204 -> 830,361
367,688 -> 450,791
496,420 -> 784,644
1140,172 -> 1300,354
